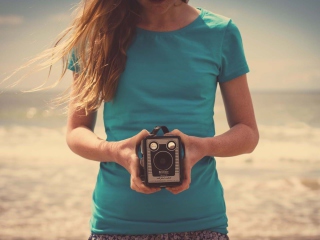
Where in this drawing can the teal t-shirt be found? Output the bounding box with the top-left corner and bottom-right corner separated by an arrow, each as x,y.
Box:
69,8 -> 249,235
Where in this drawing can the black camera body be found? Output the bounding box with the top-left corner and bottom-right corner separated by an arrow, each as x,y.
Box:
138,126 -> 184,188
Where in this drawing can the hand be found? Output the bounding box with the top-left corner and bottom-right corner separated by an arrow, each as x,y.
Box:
165,129 -> 206,194
110,130 -> 161,194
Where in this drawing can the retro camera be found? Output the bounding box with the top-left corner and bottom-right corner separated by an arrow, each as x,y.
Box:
137,126 -> 184,188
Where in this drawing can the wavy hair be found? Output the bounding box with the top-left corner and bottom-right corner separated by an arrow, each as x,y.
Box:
64,0 -> 141,114
6,0 -> 189,115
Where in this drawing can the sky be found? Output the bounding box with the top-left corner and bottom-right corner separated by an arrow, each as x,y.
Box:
0,0 -> 319,92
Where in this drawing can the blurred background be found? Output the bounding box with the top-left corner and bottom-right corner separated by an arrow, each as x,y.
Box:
0,0 -> 319,239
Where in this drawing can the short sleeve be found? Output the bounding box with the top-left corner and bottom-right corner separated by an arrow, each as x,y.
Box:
217,19 -> 249,83
67,50 -> 80,73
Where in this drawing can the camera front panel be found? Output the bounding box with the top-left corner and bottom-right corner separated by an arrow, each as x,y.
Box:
143,136 -> 182,186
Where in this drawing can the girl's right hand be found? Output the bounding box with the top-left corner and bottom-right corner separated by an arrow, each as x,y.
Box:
109,130 -> 161,194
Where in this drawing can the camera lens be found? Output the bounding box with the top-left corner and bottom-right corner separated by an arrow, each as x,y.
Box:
153,151 -> 173,170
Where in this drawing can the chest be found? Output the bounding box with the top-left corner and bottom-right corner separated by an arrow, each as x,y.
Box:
115,33 -> 220,101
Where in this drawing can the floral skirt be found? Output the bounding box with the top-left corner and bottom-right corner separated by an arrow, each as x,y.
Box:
88,230 -> 229,240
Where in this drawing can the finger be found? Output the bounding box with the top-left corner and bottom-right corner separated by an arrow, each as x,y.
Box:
170,129 -> 182,135
135,129 -> 150,142
137,181 -> 161,194
164,129 -> 180,136
166,168 -> 191,194
171,129 -> 186,138
166,180 -> 190,194
131,176 -> 161,194
165,129 -> 188,145
130,165 -> 161,194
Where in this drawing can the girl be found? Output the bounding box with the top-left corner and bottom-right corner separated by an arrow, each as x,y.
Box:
28,0 -> 259,239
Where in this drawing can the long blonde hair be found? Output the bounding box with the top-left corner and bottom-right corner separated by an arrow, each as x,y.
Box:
59,0 -> 141,114
6,0 -> 188,114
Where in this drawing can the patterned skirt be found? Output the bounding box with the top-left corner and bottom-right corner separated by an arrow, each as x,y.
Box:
88,230 -> 229,240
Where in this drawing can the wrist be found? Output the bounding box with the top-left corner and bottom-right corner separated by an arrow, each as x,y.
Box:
100,140 -> 117,162
189,136 -> 209,159
200,136 -> 216,157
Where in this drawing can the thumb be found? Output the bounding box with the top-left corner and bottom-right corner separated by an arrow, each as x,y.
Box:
135,129 -> 150,142
168,129 -> 183,137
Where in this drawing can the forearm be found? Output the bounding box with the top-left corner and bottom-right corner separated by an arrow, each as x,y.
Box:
202,123 -> 259,157
66,126 -> 114,162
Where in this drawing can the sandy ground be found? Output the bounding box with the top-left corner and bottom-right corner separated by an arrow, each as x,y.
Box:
0,126 -> 319,240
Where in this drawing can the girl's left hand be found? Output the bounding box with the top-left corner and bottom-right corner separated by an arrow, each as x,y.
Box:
165,129 -> 207,194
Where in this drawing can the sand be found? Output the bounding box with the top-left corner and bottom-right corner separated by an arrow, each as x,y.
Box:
0,125 -> 319,240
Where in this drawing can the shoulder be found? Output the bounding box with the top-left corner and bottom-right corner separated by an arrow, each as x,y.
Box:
199,8 -> 236,32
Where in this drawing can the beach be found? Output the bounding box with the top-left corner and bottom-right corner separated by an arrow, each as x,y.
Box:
0,91 -> 319,240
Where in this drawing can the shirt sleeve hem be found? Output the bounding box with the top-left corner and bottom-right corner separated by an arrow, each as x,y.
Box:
218,65 -> 249,83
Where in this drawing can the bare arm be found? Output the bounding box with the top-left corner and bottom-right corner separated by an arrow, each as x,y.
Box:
66,72 -> 160,193
171,74 -> 259,158
203,74 -> 259,157
166,74 -> 259,194
66,73 -> 113,162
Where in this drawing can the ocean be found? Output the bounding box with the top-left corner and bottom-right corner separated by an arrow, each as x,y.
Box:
0,91 -> 319,240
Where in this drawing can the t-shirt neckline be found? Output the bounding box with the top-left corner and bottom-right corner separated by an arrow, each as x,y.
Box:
136,7 -> 204,35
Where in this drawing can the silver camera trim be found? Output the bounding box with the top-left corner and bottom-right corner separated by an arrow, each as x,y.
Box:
145,138 -> 181,183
